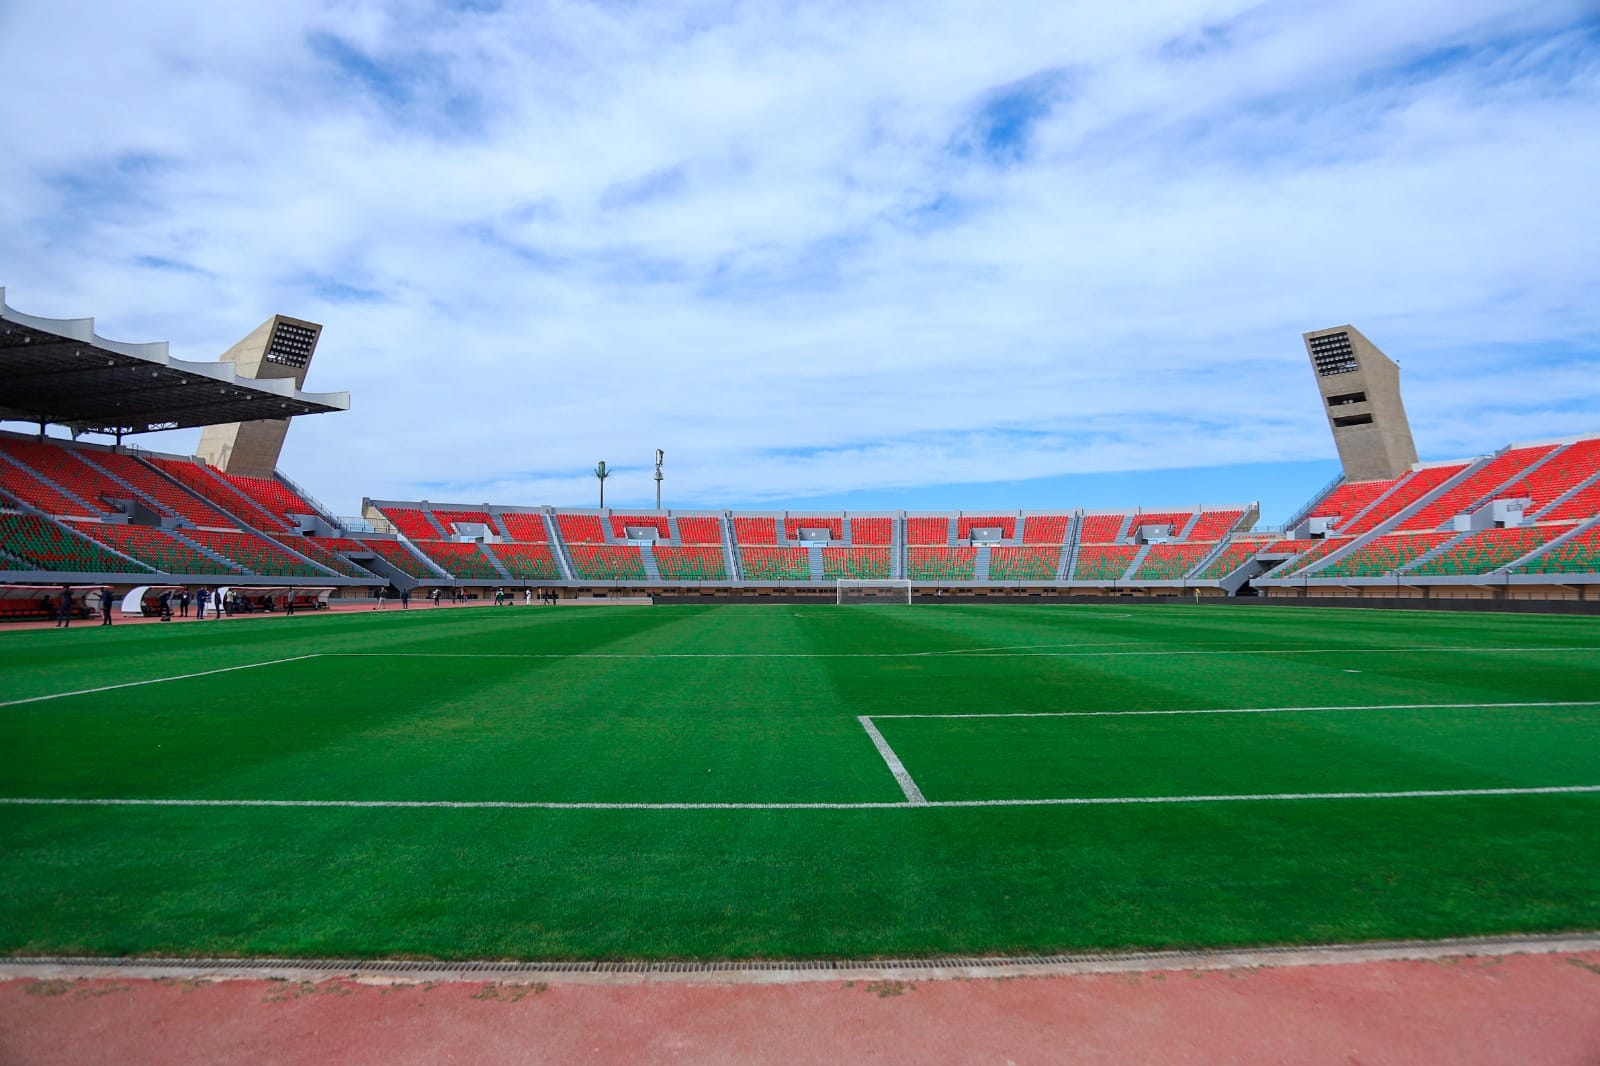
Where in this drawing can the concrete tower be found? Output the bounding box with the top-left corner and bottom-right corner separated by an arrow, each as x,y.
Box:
1303,325 -> 1418,482
195,315 -> 322,478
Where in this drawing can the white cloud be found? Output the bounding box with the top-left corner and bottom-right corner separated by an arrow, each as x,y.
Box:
2,0 -> 1597,515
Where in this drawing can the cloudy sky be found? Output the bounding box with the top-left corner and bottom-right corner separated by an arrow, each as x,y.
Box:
2,0 -> 1597,523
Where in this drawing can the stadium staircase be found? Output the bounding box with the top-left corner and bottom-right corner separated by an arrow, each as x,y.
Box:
477,543 -> 514,581
1061,521 -> 1082,581
639,545 -> 663,581
973,546 -> 991,581
1124,544 -> 1152,581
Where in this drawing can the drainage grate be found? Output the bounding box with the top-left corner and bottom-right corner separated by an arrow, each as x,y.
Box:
6,933 -> 1596,981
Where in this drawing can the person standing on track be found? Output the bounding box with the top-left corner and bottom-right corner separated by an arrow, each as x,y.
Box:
54,584 -> 73,628
99,586 -> 114,626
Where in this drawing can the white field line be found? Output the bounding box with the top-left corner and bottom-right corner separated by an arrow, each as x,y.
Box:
873,700 -> 1600,720
324,645 -> 1597,660
0,655 -> 325,708
858,716 -> 927,805
3,785 -> 1598,812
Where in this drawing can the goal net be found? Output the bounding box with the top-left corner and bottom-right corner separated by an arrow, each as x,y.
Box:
836,579 -> 913,605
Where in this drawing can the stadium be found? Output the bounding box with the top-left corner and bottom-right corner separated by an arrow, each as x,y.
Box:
3,2 -> 1598,1059
3,297 -> 1598,607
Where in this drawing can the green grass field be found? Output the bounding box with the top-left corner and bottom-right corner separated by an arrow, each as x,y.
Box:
2,602 -> 1597,961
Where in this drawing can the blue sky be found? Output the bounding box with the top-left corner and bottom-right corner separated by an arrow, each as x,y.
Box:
2,0 -> 1597,524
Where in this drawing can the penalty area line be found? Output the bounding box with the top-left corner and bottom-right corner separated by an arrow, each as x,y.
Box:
874,700 -> 1600,720
858,716 -> 927,805
2,785 -> 1598,811
0,654 -> 325,708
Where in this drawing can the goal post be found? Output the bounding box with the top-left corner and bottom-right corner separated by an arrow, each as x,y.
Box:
836,578 -> 913,605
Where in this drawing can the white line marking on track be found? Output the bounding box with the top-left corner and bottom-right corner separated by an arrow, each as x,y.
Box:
0,655 -> 324,708
2,785 -> 1597,811
873,700 -> 1600,720
858,716 -> 927,805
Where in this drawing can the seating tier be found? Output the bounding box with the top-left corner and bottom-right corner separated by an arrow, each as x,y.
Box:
1072,544 -> 1138,580
958,516 -> 1015,539
611,514 -> 671,539
1520,439 -> 1600,515
1399,448 -> 1556,531
433,509 -> 494,534
82,451 -> 238,529
675,516 -> 724,544
1342,465 -> 1465,535
185,530 -> 330,577
356,538 -> 439,578
905,517 -> 951,545
414,541 -> 503,579
1128,511 -> 1193,538
499,512 -> 549,542
274,536 -> 375,578
379,506 -> 443,540
786,516 -> 844,541
655,546 -> 728,581
1515,525 -> 1600,575
1134,543 -> 1209,580
493,543 -> 562,580
738,546 -> 809,580
1308,477 -> 1400,525
217,471 -> 317,524
906,547 -> 976,581
821,547 -> 891,580
0,460 -> 96,517
849,517 -> 892,545
1020,515 -> 1073,544
1540,478 -> 1600,524
1192,542 -> 1260,580
71,523 -> 237,575
987,545 -> 1059,581
1186,510 -> 1245,542
0,440 -> 119,514
732,517 -> 779,545
1,515 -> 151,573
568,544 -> 647,581
1407,524 -> 1575,576
1312,532 -> 1453,578
1276,538 -> 1352,575
149,459 -> 288,531
1077,514 -> 1126,544
556,514 -> 606,544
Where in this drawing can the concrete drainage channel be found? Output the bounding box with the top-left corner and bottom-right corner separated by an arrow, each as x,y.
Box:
3,932 -> 1598,985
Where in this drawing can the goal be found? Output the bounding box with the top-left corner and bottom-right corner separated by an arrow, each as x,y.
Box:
836,579 -> 913,605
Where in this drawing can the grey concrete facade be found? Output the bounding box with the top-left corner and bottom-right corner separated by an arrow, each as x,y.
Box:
1304,325 -> 1418,481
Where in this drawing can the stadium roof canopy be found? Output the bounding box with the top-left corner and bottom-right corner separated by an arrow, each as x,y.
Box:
0,288 -> 350,438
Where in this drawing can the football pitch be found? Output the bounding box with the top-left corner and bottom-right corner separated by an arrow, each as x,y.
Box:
2,602 -> 1597,961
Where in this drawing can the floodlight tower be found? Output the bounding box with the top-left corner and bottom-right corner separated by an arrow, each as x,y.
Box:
1303,325 -> 1418,481
195,315 -> 323,478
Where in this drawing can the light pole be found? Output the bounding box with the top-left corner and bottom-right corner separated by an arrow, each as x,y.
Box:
594,460 -> 610,508
654,449 -> 664,509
